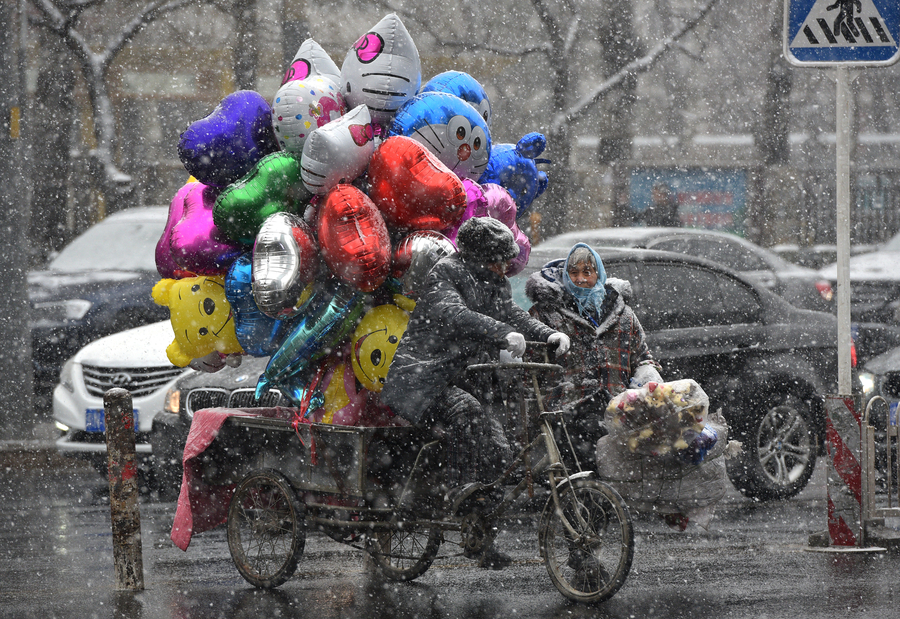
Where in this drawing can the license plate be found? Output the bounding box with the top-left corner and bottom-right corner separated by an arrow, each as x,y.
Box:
85,409 -> 139,433
891,402 -> 898,427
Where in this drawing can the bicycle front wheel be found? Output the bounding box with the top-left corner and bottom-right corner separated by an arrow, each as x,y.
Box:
539,478 -> 633,604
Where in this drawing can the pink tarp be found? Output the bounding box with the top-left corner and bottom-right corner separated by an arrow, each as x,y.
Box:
170,407 -> 294,551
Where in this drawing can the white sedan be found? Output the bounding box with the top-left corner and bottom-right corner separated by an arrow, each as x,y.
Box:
52,320 -> 188,481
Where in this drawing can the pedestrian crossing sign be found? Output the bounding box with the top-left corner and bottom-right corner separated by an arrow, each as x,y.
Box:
785,0 -> 900,66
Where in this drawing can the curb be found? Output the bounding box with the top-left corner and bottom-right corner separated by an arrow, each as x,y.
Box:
0,439 -> 57,453
0,431 -> 85,471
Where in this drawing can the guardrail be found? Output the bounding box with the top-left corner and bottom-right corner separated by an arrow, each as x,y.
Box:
862,396 -> 900,543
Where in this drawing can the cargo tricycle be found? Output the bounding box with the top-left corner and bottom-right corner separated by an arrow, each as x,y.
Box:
187,345 -> 634,604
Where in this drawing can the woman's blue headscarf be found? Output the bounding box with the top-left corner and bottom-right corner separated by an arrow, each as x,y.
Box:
563,243 -> 607,320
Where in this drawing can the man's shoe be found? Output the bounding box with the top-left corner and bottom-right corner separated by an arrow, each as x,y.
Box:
478,545 -> 513,570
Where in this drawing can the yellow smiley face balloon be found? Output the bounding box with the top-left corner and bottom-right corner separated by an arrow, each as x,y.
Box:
351,303 -> 410,392
151,275 -> 243,367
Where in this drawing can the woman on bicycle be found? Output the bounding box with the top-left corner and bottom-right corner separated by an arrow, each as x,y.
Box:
525,243 -> 662,462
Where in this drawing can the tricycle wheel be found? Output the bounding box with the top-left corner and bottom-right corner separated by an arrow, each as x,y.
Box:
227,469 -> 306,588
366,523 -> 441,581
539,479 -> 633,604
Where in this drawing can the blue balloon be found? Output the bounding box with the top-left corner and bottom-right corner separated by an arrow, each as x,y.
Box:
255,278 -> 366,399
225,254 -> 296,357
388,91 -> 491,182
419,71 -> 492,129
479,132 -> 550,218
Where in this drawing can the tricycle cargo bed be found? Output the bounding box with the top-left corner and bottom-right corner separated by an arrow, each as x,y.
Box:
196,410 -> 423,498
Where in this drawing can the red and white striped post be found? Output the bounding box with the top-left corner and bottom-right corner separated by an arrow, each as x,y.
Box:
824,394 -> 863,546
105,387 -> 144,590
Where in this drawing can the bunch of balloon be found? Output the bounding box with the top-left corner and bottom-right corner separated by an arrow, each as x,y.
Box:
151,13 -> 551,427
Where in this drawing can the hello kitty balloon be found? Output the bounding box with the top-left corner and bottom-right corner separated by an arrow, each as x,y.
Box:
281,39 -> 342,85
300,104 -> 376,195
340,13 -> 421,127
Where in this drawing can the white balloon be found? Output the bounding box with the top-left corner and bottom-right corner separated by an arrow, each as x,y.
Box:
340,13 -> 421,127
281,38 -> 341,85
300,105 -> 375,195
272,76 -> 346,154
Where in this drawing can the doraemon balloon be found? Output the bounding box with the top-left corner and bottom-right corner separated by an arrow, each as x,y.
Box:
340,13 -> 421,127
282,39 -> 341,86
390,92 -> 491,182
420,70 -> 492,129
272,76 -> 347,154
479,132 -> 550,218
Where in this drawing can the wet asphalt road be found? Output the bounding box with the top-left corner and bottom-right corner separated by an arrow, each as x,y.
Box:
1,453 -> 899,619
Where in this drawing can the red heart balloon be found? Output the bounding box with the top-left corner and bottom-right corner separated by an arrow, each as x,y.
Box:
367,136 -> 467,231
318,184 -> 392,292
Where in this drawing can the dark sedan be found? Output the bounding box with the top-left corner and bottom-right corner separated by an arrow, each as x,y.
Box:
156,245 -> 848,501
29,207 -> 170,405
513,244 -> 846,501
530,227 -> 835,313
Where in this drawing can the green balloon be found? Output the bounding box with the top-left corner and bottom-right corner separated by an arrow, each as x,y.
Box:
213,152 -> 312,244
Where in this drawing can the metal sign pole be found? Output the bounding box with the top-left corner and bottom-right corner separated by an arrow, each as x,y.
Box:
786,0 -> 899,552
835,66 -> 852,394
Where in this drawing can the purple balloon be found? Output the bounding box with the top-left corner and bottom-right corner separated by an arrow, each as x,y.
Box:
162,182 -> 244,276
178,90 -> 280,188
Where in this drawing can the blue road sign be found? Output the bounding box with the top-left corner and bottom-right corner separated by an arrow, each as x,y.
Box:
785,0 -> 900,66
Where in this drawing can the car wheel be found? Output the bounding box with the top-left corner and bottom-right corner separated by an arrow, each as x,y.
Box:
726,393 -> 817,501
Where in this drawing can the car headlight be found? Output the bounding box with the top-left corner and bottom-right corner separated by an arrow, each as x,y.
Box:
59,357 -> 77,392
164,387 -> 181,415
859,371 -> 876,396
32,299 -> 92,324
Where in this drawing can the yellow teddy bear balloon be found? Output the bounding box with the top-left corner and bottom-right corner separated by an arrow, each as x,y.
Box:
151,275 -> 244,367
351,302 -> 410,392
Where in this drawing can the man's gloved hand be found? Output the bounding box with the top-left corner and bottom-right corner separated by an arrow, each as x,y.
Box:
504,331 -> 526,357
547,332 -> 571,355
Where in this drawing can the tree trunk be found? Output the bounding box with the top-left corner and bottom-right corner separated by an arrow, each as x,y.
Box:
0,0 -> 33,435
233,0 -> 259,90
538,31 -> 572,240
598,4 -> 641,167
755,5 -> 792,167
30,28 -> 77,262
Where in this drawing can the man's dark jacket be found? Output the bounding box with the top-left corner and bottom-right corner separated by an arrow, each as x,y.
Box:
380,254 -> 555,423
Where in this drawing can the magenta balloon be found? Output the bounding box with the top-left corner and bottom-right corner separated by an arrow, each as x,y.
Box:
507,226 -> 531,276
169,182 -> 244,275
443,180 -> 531,276
156,183 -> 192,278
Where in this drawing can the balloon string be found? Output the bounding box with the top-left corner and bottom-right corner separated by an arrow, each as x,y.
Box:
292,365 -> 327,461
302,365 -> 327,419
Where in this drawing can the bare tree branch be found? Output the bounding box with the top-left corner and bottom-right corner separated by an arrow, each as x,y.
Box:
368,0 -> 551,57
102,0 -> 198,65
28,0 -> 209,207
553,0 -> 721,133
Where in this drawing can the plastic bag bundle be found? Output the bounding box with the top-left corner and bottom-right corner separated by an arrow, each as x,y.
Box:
605,379 -> 710,457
